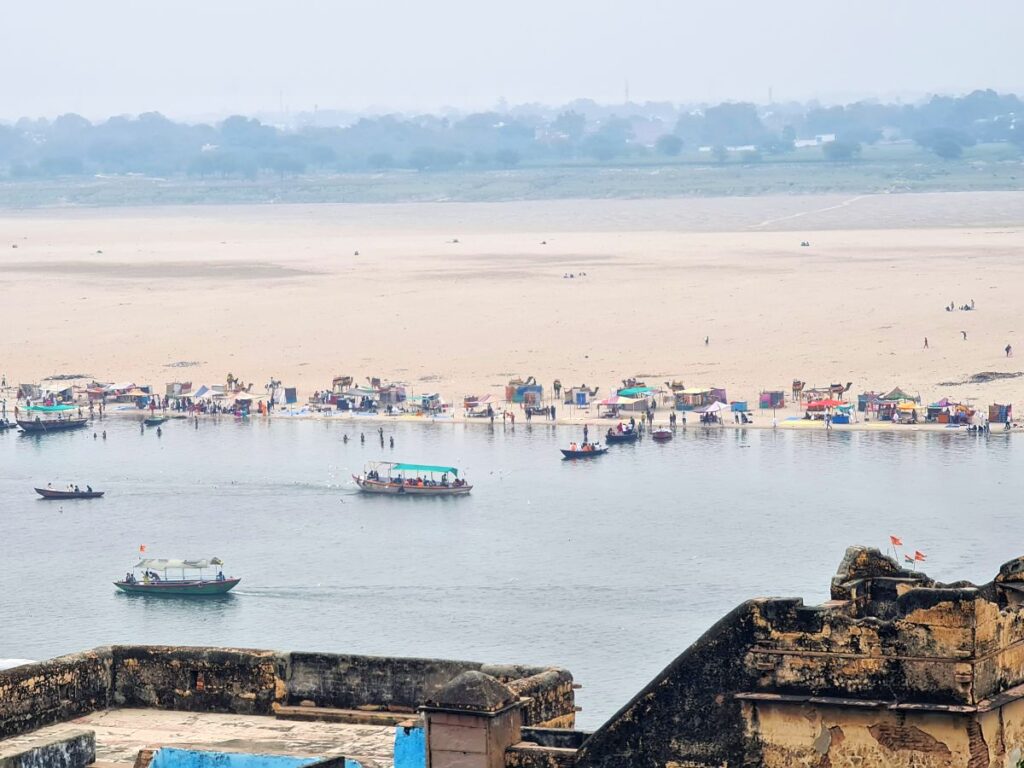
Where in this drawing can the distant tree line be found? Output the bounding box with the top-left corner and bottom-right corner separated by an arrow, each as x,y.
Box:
0,89 -> 1020,179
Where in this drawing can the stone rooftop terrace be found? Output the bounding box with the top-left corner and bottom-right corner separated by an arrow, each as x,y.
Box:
0,709 -> 395,768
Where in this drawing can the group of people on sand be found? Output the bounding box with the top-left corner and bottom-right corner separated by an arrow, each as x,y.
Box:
946,299 -> 975,312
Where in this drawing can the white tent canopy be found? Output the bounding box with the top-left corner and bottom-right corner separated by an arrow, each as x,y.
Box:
694,401 -> 727,414
134,557 -> 223,570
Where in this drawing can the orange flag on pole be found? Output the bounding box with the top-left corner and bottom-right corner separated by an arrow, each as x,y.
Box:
139,544 -> 146,553
914,550 -> 926,562
890,535 -> 903,547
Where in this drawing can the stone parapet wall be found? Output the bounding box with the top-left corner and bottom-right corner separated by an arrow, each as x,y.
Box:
501,670 -> 576,728
0,647 -> 574,742
0,650 -> 112,739
111,646 -> 282,715
284,652 -> 480,712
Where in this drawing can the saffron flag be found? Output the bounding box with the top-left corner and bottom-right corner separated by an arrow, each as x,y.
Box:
890,535 -> 903,547
915,550 -> 926,561
139,544 -> 146,553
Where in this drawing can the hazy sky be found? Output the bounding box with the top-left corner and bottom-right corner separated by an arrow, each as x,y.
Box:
3,0 -> 1022,120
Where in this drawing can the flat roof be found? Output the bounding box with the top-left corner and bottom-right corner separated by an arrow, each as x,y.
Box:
0,709 -> 395,768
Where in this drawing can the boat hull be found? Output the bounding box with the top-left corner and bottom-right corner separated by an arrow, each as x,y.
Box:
605,432 -> 639,444
114,578 -> 240,596
652,430 -> 673,442
353,477 -> 472,496
560,448 -> 608,459
35,488 -> 104,499
143,417 -> 168,426
18,418 -> 88,433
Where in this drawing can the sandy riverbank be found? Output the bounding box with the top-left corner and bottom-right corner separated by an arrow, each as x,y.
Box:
1,191 -> 1024,415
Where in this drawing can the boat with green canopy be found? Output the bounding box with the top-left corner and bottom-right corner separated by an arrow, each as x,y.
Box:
17,403 -> 88,433
114,557 -> 240,596
354,461 -> 472,496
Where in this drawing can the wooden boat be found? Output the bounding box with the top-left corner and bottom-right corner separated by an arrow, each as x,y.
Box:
143,416 -> 169,426
115,557 -> 239,596
18,417 -> 88,433
354,462 -> 472,496
0,420 -> 17,431
560,445 -> 608,459
35,487 -> 104,499
605,429 -> 639,444
652,428 -> 673,442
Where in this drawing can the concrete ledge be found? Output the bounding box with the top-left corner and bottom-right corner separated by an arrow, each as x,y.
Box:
506,742 -> 578,768
0,729 -> 95,768
275,705 -> 415,727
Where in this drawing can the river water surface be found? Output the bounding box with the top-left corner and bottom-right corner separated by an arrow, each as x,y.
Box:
2,416 -> 1021,728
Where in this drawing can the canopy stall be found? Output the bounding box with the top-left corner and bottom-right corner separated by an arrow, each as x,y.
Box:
926,398 -> 972,424
617,386 -> 655,398
675,388 -> 721,411
508,384 -> 543,405
990,403 -> 1013,424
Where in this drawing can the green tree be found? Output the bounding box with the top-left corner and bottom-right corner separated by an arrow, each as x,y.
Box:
655,134 -> 683,156
552,111 -> 586,143
931,138 -> 964,159
822,140 -> 861,161
493,148 -> 521,167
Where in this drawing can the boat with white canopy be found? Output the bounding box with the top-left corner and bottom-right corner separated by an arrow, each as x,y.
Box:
114,557 -> 239,595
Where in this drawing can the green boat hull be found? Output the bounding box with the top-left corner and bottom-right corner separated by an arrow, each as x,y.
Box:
114,578 -> 240,596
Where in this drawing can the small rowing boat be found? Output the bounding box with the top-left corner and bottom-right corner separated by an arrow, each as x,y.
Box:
652,428 -> 673,442
115,557 -> 239,596
560,445 -> 608,459
605,429 -> 639,444
354,462 -> 472,496
18,417 -> 88,434
143,416 -> 169,426
35,487 -> 104,499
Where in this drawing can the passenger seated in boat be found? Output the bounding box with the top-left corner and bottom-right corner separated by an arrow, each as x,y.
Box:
86,485 -> 92,493
216,571 -> 225,581
570,442 -> 578,451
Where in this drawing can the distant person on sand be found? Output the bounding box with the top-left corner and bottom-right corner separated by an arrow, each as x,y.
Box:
1007,344 -> 1013,357
704,336 -> 709,346
924,337 -> 929,349
962,331 -> 968,341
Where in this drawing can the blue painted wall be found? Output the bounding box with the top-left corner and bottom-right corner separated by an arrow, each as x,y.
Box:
150,749 -> 320,768
393,725 -> 425,768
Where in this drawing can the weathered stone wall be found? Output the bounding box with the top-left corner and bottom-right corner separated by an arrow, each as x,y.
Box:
284,652 -> 481,712
743,701 -> 978,768
283,655 -> 575,726
573,602 -> 761,768
0,650 -> 112,739
110,646 -> 284,715
745,593 -> 978,705
490,668 -> 575,728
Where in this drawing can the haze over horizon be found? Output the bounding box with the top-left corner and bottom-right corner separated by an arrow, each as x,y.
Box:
3,0 -> 1023,121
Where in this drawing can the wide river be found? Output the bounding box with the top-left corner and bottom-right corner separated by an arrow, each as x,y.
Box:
2,415 -> 1021,728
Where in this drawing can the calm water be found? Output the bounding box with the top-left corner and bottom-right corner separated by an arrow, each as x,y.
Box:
1,416 -> 1021,728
